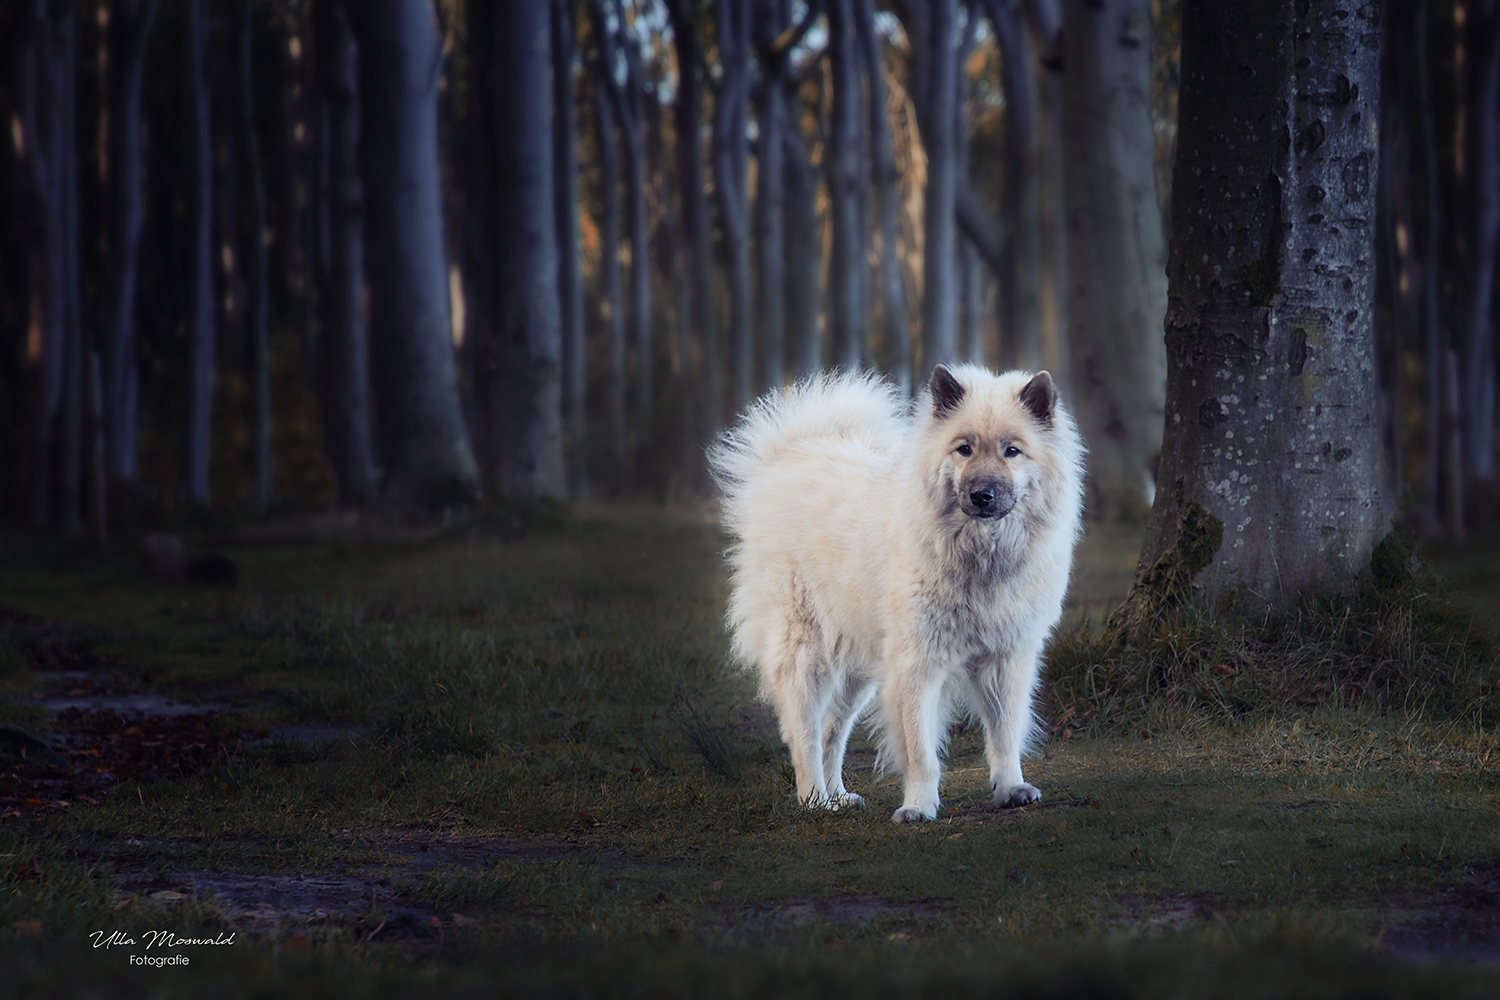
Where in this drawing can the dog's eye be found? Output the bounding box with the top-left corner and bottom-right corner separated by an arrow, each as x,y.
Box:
956,444 -> 973,457
1004,445 -> 1022,459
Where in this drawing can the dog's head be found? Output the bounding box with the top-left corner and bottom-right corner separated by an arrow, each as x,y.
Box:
927,364 -> 1059,523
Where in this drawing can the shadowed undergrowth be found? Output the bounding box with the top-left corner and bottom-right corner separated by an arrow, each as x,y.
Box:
0,510 -> 1497,996
1047,530 -> 1498,738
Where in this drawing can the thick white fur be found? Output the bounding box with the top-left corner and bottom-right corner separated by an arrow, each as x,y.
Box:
709,365 -> 1084,823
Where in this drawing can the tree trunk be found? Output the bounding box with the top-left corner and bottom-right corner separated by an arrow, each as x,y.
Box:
1461,2 -> 1500,483
1133,0 -> 1391,611
921,0 -> 958,367
826,0 -> 865,371
101,0 -> 156,486
460,0 -> 497,497
664,0 -> 720,436
316,0 -> 377,507
1061,0 -> 1167,521
553,0 -> 587,496
618,18 -> 652,467
857,0 -> 911,394
955,7 -> 981,365
713,0 -> 753,412
784,118 -> 822,378
753,0 -> 788,393
593,30 -> 627,478
20,0 -> 81,532
1408,0 -> 1460,536
235,0 -> 271,517
988,0 -> 1045,372
184,0 -> 215,508
353,0 -> 481,514
492,0 -> 565,499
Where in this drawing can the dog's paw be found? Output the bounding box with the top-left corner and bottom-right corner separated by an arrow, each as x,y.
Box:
998,782 -> 1042,808
890,805 -> 933,824
830,791 -> 865,811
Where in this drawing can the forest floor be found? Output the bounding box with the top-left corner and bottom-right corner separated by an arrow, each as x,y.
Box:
1,505 -> 1499,997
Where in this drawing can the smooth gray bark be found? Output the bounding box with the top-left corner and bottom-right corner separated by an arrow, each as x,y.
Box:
955,7 -> 981,365
715,0 -> 754,410
753,0 -> 789,392
353,0 -> 481,513
101,0 -> 155,485
1062,0 -> 1167,521
784,119 -> 822,378
235,0 -> 271,517
184,0 -> 214,508
987,0 -> 1044,372
856,0 -> 911,394
493,0 -> 566,499
664,0 -> 720,435
826,0 -> 865,371
1140,0 -> 1392,604
921,0 -> 958,366
553,0 -> 587,494
316,1 -> 377,507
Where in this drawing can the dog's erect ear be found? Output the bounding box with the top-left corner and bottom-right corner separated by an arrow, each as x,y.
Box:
1019,371 -> 1058,426
929,365 -> 966,419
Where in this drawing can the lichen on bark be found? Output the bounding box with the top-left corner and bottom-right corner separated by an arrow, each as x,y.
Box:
1106,486 -> 1223,645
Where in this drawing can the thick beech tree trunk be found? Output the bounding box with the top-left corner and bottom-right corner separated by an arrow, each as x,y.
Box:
857,0 -> 911,393
101,0 -> 156,486
184,0 -> 215,508
1062,0 -> 1168,521
1134,0 -> 1391,610
353,0 -> 481,513
235,0 -> 271,516
826,0 -> 865,371
316,1 -> 377,507
491,1 -> 565,499
553,0 -> 587,494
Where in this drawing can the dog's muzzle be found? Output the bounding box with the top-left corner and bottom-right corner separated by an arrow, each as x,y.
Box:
961,480 -> 1015,520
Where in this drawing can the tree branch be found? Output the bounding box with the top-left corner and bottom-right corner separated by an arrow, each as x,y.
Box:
955,178 -> 1009,274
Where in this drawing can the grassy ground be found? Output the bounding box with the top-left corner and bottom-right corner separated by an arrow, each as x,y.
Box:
1,507 -> 1499,997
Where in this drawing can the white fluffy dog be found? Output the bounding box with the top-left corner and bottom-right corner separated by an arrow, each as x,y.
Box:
709,364 -> 1084,823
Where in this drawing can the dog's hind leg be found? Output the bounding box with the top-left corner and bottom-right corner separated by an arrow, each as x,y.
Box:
769,642 -> 835,808
972,644 -> 1044,807
821,672 -> 875,809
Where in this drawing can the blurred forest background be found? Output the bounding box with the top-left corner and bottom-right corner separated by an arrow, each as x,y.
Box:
0,0 -> 1495,541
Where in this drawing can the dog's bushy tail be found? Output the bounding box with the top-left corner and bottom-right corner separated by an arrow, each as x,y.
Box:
707,369 -> 904,500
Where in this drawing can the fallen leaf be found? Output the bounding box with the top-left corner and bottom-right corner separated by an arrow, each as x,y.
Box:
13,919 -> 42,938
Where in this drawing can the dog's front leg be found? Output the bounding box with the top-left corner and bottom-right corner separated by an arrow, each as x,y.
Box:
973,644 -> 1044,808
884,652 -> 945,823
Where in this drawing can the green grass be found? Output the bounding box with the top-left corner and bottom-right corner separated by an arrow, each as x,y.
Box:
0,508 -> 1498,997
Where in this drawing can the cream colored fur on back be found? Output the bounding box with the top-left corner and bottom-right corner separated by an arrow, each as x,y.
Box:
710,366 -> 1084,822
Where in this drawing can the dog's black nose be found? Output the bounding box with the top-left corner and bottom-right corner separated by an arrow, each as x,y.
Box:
970,487 -> 995,509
